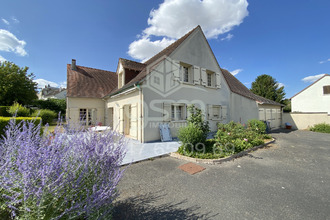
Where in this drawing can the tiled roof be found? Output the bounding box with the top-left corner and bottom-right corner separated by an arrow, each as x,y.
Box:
119,58 -> 146,71
67,64 -> 117,98
291,74 -> 330,99
221,68 -> 283,106
106,26 -> 200,97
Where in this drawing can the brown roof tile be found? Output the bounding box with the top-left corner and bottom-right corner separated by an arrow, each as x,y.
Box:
221,68 -> 283,106
67,64 -> 117,98
119,58 -> 146,71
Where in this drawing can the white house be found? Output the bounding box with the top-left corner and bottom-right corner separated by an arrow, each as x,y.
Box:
38,85 -> 67,100
291,74 -> 330,114
67,26 -> 282,142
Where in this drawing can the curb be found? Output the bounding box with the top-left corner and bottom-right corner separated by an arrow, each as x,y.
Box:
170,138 -> 276,165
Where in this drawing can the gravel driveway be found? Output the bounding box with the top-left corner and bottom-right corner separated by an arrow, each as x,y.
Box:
113,130 -> 330,220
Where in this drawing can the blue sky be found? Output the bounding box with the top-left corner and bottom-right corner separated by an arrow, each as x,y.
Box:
0,0 -> 329,98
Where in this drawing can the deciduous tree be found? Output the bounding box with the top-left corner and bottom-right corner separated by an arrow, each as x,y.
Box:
0,61 -> 38,105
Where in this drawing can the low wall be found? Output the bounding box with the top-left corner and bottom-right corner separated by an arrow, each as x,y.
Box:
283,112 -> 330,130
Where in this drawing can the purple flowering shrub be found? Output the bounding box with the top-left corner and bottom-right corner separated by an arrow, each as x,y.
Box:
0,118 -> 126,219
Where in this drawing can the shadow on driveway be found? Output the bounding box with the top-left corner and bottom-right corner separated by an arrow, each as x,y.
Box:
113,191 -> 218,220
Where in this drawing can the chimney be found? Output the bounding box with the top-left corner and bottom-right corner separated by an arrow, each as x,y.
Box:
71,59 -> 77,70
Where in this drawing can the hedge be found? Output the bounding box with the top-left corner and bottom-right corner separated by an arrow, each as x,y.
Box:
0,117 -> 42,138
0,106 -> 10,117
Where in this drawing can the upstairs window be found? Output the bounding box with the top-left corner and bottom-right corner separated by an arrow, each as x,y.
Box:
207,73 -> 212,87
323,85 -> 330,95
183,66 -> 189,82
206,70 -> 215,87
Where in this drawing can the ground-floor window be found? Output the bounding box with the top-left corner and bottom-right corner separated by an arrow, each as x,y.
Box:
79,108 -> 95,126
171,104 -> 186,121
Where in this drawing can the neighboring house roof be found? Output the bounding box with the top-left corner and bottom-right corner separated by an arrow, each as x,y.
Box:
221,68 -> 283,106
67,64 -> 117,98
105,26 -> 200,97
290,74 -> 330,99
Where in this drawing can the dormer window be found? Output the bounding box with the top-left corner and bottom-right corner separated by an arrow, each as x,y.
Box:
118,71 -> 124,89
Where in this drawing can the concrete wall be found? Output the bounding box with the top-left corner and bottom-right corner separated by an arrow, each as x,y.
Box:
230,93 -> 259,124
292,76 -> 330,114
66,97 -> 105,126
283,112 -> 330,130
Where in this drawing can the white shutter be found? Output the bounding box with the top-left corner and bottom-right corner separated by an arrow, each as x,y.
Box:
207,104 -> 213,120
130,103 -> 138,138
163,103 -> 171,122
201,68 -> 207,86
221,106 -> 227,119
215,72 -> 221,88
119,107 -> 124,134
172,60 -> 180,81
193,66 -> 200,85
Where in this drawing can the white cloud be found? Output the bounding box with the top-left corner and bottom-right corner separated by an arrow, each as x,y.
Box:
319,58 -> 330,64
302,74 -> 326,83
59,81 -> 67,88
230,68 -> 243,76
277,82 -> 285,88
1,18 -> 9,25
0,55 -> 6,62
0,29 -> 27,56
34,79 -> 59,89
128,37 -> 175,62
128,0 -> 248,61
221,33 -> 234,41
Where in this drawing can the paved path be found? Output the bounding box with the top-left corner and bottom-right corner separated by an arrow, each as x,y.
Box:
114,130 -> 330,219
122,139 -> 180,165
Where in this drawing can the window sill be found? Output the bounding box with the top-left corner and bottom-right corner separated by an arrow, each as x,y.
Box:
182,81 -> 194,85
170,120 -> 187,123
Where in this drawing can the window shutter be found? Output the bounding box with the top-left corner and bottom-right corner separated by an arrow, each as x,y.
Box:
201,68 -> 207,86
221,106 -> 227,119
163,102 -> 171,122
215,72 -> 221,88
119,107 -> 124,133
207,104 -> 213,120
130,103 -> 138,138
193,66 -> 200,85
172,60 -> 181,81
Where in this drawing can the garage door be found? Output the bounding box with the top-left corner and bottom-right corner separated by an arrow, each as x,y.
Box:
258,107 -> 282,130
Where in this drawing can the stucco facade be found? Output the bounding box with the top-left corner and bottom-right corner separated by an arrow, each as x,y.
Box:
67,26 -> 283,142
291,75 -> 330,114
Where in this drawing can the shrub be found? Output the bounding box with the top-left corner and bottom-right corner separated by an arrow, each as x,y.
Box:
178,124 -> 205,152
0,119 -> 126,219
0,116 -> 42,138
310,123 -> 330,133
32,109 -> 57,125
247,119 -> 266,134
8,102 -> 31,117
32,98 -> 66,115
177,105 -> 209,153
0,106 -> 10,117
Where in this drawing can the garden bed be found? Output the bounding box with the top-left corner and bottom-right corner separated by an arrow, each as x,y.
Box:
171,138 -> 275,164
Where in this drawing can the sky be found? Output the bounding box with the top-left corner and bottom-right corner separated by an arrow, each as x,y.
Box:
0,0 -> 329,98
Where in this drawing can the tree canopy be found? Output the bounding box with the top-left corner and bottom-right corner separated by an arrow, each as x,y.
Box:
250,74 -> 285,103
0,61 -> 38,106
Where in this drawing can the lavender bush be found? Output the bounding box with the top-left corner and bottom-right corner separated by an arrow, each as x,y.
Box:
0,118 -> 127,219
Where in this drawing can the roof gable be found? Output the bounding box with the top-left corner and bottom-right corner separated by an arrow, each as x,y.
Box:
291,74 -> 330,99
67,64 -> 117,98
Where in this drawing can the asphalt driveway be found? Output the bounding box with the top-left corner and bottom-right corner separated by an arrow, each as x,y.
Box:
113,130 -> 330,220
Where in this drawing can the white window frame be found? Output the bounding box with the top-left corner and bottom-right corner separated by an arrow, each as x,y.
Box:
212,105 -> 221,120
171,104 -> 186,121
206,70 -> 215,87
180,62 -> 193,84
79,108 -> 96,126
